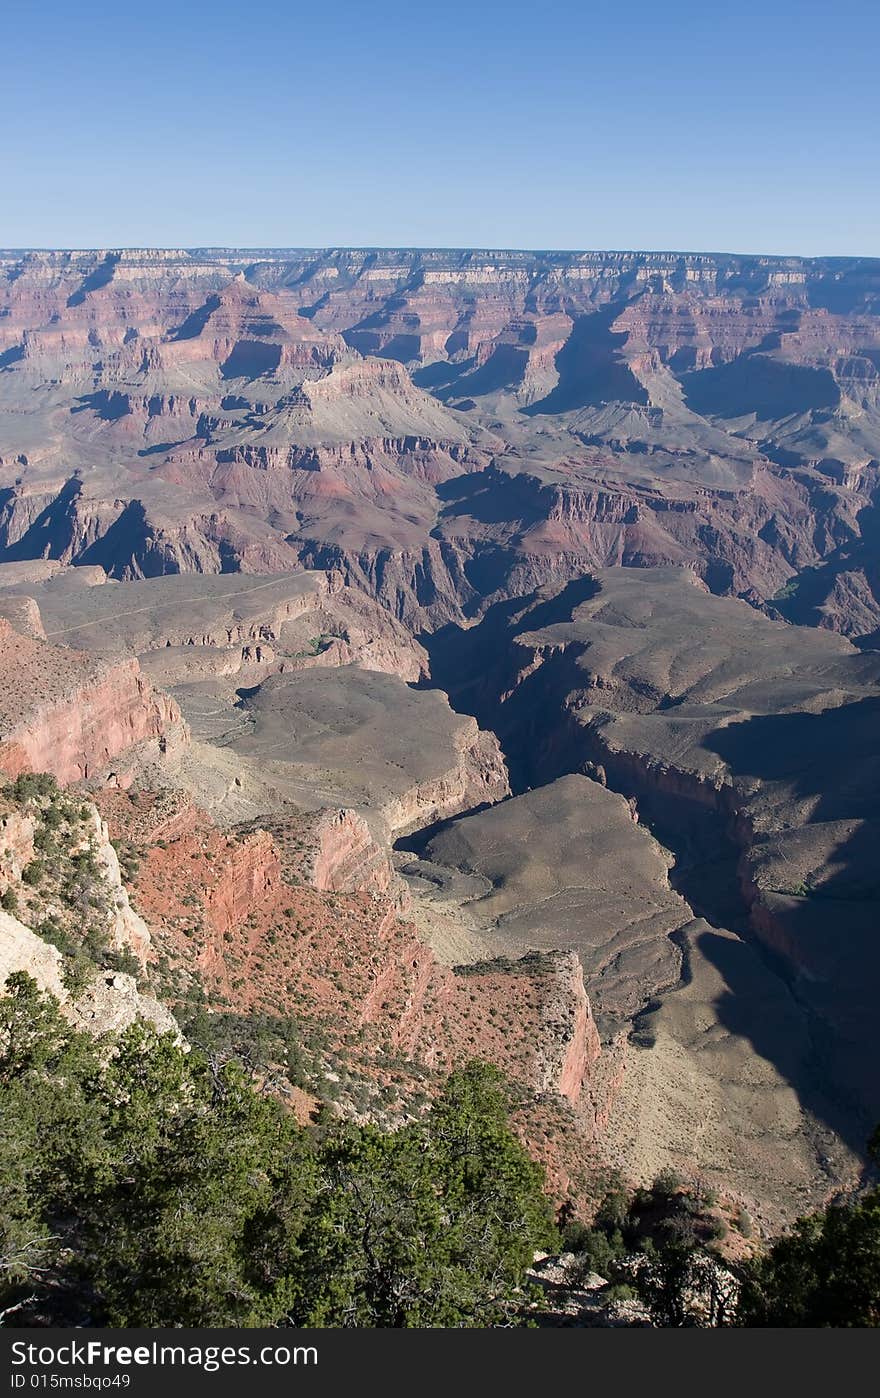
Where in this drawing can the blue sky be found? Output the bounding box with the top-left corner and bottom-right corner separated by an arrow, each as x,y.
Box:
3,0 -> 878,255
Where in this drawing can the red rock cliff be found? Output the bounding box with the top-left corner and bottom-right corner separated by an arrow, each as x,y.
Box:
0,620 -> 182,784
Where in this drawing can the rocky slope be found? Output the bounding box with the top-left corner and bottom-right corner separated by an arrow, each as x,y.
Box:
0,777 -> 176,1037
402,774 -> 687,1031
257,806 -> 397,898
94,788 -> 602,1201
424,567 -> 880,1207
0,907 -> 176,1039
0,575 -> 603,1207
163,661 -> 511,843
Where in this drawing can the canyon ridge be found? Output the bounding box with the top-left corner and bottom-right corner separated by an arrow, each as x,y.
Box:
2,246 -> 880,1235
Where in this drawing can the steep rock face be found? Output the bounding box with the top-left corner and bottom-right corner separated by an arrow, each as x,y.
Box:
289,538 -> 482,630
385,720 -> 510,837
0,807 -> 35,892
298,590 -> 428,681
0,907 -> 177,1038
302,808 -> 395,897
0,595 -> 47,639
0,909 -> 66,1000
81,805 -> 153,962
0,785 -> 154,967
201,829 -> 281,937
0,619 -> 183,784
235,806 -> 401,902
534,951 -> 602,1102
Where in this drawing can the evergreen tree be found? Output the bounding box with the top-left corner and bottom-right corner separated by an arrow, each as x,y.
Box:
739,1191 -> 880,1327
297,1063 -> 556,1327
0,980 -> 554,1328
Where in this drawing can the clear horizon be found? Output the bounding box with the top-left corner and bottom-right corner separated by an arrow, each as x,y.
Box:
4,244 -> 880,262
4,0 -> 879,258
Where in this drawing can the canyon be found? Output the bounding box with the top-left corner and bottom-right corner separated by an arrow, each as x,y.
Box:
1,247 -> 880,1231
2,248 -> 880,635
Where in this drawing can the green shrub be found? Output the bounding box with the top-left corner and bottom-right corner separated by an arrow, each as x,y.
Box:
596,1186 -> 630,1231
0,988 -> 554,1330
651,1167 -> 684,1200
604,1282 -> 635,1302
61,956 -> 94,996
4,772 -> 58,803
103,948 -> 142,978
735,1207 -> 754,1239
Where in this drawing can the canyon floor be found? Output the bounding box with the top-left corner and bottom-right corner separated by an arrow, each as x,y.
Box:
1,247 -> 880,1233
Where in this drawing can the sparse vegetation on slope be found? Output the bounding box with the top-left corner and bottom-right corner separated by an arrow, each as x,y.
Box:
553,1164 -> 880,1327
736,1130 -> 880,1328
0,974 -> 555,1328
1,774 -> 143,990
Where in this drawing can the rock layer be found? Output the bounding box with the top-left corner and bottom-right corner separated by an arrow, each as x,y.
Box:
3,247 -> 880,636
0,618 -> 182,784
